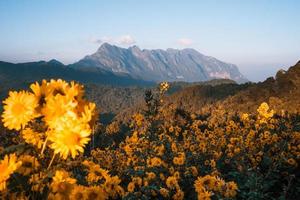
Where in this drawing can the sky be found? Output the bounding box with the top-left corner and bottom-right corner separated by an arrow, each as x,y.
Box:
0,0 -> 299,82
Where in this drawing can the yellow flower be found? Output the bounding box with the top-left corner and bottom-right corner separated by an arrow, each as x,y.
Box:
68,81 -> 84,100
132,113 -> 144,127
82,160 -> 109,183
42,94 -> 77,129
287,158 -> 297,166
241,113 -> 249,120
84,186 -> 107,200
21,128 -> 43,149
224,181 -> 238,198
173,189 -> 184,200
0,154 -> 22,191
78,102 -> 97,125
70,185 -> 86,200
159,82 -> 169,93
159,188 -> 169,198
173,171 -> 180,180
17,155 -> 40,176
51,170 -> 76,185
50,170 -> 76,195
127,182 -> 135,192
257,102 -> 274,123
166,176 -> 178,189
146,172 -> 156,180
49,115 -> 91,159
147,157 -> 163,167
210,160 -> 216,168
194,178 -> 205,193
171,142 -> 178,152
2,91 -> 38,130
197,190 -> 212,200
30,80 -> 51,108
132,177 -> 143,187
190,166 -> 198,176
103,176 -> 124,198
47,79 -> 70,97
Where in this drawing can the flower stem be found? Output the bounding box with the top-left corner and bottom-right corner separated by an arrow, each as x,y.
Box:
47,153 -> 56,170
40,136 -> 48,156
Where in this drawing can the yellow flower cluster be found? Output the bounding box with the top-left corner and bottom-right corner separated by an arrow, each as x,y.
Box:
257,102 -> 274,124
159,82 -> 170,94
2,79 -> 97,160
194,175 -> 238,200
173,152 -> 185,165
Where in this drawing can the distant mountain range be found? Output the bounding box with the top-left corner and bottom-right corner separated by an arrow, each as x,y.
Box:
0,43 -> 247,89
0,60 -> 153,88
72,43 -> 248,83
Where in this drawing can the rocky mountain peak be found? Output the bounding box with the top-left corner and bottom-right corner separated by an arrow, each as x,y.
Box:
73,43 -> 248,83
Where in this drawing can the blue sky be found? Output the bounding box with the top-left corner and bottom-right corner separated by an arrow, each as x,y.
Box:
0,0 -> 299,81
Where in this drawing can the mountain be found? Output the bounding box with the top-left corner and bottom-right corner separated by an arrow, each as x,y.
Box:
72,43 -> 248,83
0,60 -> 154,100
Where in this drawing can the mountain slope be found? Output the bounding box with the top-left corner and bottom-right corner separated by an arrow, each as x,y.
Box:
72,43 -> 247,83
112,61 -> 300,124
165,60 -> 300,114
0,60 -> 154,86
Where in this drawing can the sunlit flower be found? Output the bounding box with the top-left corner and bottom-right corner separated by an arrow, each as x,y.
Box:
159,82 -> 169,93
257,102 -> 274,123
49,115 -> 91,159
30,80 -> 51,108
47,79 -> 70,97
0,154 -> 22,191
21,128 -> 44,149
2,91 -> 38,130
42,94 -> 77,129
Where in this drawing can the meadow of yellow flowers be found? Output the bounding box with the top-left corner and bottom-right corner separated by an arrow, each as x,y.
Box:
0,79 -> 299,199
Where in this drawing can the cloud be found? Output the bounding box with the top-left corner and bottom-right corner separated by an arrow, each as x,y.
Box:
177,38 -> 193,46
89,35 -> 136,46
89,36 -> 113,44
117,35 -> 136,45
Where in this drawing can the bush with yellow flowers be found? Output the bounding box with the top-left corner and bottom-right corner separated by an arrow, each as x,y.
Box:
0,79 -> 299,199
0,79 -> 124,199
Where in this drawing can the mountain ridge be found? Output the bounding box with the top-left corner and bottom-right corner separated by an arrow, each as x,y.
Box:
71,43 -> 248,83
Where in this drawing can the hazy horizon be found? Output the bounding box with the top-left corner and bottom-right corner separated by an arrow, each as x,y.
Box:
1,0 -> 299,82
